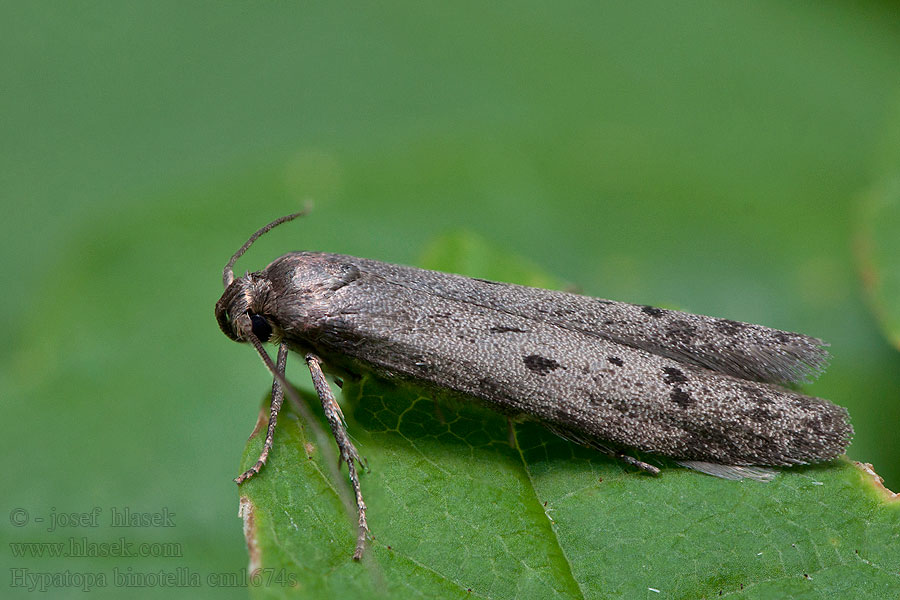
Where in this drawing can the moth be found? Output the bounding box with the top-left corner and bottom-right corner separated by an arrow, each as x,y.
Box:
215,211 -> 852,560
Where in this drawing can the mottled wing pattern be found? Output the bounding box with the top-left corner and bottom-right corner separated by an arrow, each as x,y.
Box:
271,253 -> 851,469
346,257 -> 829,385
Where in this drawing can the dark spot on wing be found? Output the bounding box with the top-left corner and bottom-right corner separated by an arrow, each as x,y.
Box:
715,319 -> 745,336
667,319 -> 697,341
595,299 -> 614,305
662,367 -> 688,385
641,305 -> 666,317
473,277 -> 502,285
523,354 -> 563,375
490,325 -> 526,334
670,389 -> 694,407
660,367 -> 693,407
607,356 -> 624,366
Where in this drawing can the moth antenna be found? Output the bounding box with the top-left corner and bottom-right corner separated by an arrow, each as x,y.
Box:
222,203 -> 312,288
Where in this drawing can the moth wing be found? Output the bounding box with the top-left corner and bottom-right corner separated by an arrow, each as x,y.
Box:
347,257 -> 828,385
548,422 -> 777,481
287,255 -> 851,468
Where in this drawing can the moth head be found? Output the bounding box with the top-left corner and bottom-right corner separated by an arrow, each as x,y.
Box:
215,274 -> 278,344
216,207 -> 309,344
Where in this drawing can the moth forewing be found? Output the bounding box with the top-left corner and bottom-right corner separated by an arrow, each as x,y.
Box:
332,256 -> 831,385
262,252 -> 851,468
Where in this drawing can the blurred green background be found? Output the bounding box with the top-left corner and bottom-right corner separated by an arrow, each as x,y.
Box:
3,2 -> 899,598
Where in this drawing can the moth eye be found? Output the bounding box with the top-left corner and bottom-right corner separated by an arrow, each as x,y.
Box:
249,313 -> 273,342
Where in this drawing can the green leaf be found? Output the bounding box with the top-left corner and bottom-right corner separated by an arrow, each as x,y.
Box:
238,233 -> 900,599
856,175 -> 900,350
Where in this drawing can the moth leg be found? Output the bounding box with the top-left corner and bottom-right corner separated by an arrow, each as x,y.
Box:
235,342 -> 289,485
305,353 -> 369,561
614,453 -> 661,475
